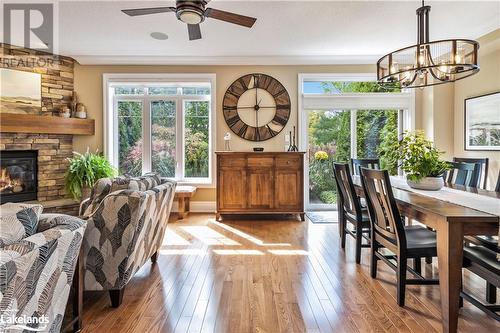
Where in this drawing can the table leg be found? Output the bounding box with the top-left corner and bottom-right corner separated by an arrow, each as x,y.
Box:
184,198 -> 190,216
436,220 -> 464,333
178,197 -> 186,219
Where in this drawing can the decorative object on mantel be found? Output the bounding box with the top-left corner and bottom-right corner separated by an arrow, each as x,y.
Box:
70,91 -> 79,117
59,106 -> 71,118
75,103 -> 87,119
464,91 -> 500,151
253,147 -> 264,152
64,150 -> 116,200
377,0 -> 479,88
288,126 -> 298,152
394,131 -> 450,190
223,132 -> 231,151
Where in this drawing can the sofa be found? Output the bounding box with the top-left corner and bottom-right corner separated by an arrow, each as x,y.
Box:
0,205 -> 87,333
79,174 -> 176,307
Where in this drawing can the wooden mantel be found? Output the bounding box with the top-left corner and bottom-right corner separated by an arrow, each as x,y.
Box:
0,113 -> 95,135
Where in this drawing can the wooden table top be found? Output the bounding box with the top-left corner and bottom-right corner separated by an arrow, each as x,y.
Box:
352,177 -> 499,222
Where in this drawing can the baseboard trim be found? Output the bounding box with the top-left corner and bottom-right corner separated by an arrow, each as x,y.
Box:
172,201 -> 216,213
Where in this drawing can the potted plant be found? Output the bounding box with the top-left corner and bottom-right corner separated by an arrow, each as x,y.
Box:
64,150 -> 116,200
397,131 -> 450,191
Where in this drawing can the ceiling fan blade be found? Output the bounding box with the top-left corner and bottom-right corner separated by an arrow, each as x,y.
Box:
204,8 -> 256,28
122,7 -> 176,16
188,24 -> 202,40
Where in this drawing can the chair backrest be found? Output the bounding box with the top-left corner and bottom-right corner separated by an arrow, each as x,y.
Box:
351,158 -> 380,176
332,163 -> 363,218
446,161 -> 480,187
496,170 -> 500,192
360,168 -> 406,248
453,157 -> 489,189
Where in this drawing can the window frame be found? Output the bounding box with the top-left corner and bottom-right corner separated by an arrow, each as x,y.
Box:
103,73 -> 216,187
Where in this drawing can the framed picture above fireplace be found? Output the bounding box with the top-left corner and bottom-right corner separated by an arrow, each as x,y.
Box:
464,91 -> 500,151
0,68 -> 42,114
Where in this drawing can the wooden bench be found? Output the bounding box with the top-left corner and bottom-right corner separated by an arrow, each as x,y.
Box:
174,186 -> 197,219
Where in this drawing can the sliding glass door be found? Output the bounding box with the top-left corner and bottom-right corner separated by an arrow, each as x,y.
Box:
299,74 -> 414,211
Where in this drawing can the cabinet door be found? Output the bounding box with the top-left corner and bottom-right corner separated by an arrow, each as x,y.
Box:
219,168 -> 247,210
275,169 -> 302,211
247,168 -> 274,210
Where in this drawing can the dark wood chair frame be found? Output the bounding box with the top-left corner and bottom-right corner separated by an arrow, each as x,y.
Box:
351,158 -> 380,176
496,170 -> 500,192
453,157 -> 489,189
333,163 -> 371,264
446,161 -> 481,188
461,247 -> 500,322
360,167 -> 439,306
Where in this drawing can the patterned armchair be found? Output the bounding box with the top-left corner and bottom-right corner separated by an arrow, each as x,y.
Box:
0,213 -> 86,333
80,174 -> 176,307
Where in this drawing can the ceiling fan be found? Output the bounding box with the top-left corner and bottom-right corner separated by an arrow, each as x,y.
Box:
121,0 -> 257,41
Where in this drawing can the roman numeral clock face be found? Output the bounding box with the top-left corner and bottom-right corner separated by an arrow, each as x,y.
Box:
223,73 -> 291,141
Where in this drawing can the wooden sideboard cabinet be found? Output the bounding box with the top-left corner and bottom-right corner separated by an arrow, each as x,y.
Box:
216,152 -> 305,221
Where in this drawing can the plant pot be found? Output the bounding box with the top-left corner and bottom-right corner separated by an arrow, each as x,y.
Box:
407,177 -> 444,191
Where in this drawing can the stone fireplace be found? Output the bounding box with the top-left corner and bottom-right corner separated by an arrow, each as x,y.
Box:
0,133 -> 79,214
0,150 -> 38,203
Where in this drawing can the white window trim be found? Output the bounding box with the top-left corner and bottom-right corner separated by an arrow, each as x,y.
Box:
298,73 -> 415,210
103,73 -> 216,187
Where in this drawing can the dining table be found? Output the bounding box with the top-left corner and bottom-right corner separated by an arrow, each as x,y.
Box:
349,175 -> 500,333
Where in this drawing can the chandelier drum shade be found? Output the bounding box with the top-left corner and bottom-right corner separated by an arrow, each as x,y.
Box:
377,2 -> 479,88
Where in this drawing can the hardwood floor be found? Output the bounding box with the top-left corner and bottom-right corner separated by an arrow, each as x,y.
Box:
81,214 -> 500,333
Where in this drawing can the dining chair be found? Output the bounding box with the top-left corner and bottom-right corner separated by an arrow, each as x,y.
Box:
351,158 -> 380,176
446,161 -> 480,187
496,170 -> 500,192
453,157 -> 489,189
333,163 -> 371,263
461,242 -> 500,322
360,167 -> 439,306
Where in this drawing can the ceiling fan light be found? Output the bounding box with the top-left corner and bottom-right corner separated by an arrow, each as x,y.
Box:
179,10 -> 202,24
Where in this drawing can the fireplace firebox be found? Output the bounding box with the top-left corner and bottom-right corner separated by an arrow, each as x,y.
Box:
0,151 -> 38,203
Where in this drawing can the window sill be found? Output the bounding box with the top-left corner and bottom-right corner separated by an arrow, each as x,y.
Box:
162,178 -> 215,188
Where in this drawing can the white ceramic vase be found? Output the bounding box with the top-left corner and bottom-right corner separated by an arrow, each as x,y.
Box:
407,177 -> 444,191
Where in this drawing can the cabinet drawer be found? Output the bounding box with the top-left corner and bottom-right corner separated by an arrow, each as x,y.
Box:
247,157 -> 274,168
219,157 -> 246,167
276,156 -> 302,169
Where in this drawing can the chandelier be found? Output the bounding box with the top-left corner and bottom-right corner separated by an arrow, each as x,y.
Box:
377,1 -> 480,88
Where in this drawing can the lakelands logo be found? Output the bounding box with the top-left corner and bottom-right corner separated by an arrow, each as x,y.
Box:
3,3 -> 54,52
0,310 -> 50,332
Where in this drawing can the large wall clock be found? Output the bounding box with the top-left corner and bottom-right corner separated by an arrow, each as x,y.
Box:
223,73 -> 291,141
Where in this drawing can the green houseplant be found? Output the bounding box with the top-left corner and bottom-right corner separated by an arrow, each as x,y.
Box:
397,131 -> 450,190
65,150 -> 116,200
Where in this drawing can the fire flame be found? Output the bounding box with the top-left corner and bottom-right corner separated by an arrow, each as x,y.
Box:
0,168 -> 23,193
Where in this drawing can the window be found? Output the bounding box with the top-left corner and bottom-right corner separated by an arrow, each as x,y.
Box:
299,73 -> 414,209
104,74 -> 216,185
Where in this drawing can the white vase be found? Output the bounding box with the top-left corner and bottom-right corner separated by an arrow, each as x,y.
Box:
407,177 -> 444,191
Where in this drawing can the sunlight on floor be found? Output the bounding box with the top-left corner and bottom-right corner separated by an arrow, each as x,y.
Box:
162,229 -> 191,246
210,220 -> 291,247
159,248 -> 206,256
268,249 -> 309,255
212,249 -> 264,255
180,226 -> 241,245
